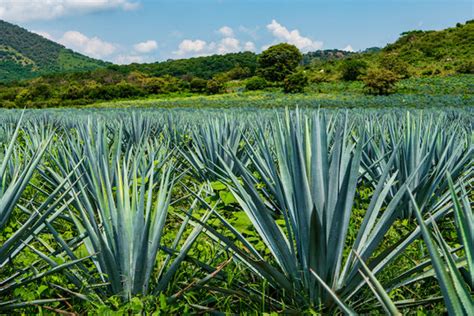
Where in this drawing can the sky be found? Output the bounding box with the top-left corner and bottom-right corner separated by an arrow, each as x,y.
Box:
0,0 -> 472,64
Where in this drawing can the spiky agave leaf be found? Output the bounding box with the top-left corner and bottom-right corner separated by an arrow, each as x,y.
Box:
205,110 -> 448,312
361,112 -> 473,218
409,180 -> 474,315
41,120 -> 210,301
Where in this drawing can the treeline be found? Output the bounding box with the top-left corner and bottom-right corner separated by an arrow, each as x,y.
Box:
0,64 -> 256,108
123,52 -> 258,79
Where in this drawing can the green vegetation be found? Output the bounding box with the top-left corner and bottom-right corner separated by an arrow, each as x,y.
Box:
125,51 -> 257,79
245,76 -> 269,91
0,108 -> 472,314
283,70 -> 309,93
0,20 -> 473,107
0,13 -> 472,315
0,20 -> 107,82
340,59 -> 368,81
362,68 -> 400,95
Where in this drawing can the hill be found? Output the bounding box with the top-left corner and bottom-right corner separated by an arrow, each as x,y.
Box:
381,20 -> 474,75
304,20 -> 474,81
0,20 -> 108,82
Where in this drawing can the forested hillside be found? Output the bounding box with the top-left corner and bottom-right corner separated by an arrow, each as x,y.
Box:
383,20 -> 474,75
0,20 -> 107,82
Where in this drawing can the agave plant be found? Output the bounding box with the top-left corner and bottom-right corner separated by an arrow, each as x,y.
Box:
407,175 -> 473,315
0,115 -> 88,309
191,110 -> 457,312
361,112 -> 473,218
181,116 -> 247,181
0,114 -> 52,229
41,120 -> 210,301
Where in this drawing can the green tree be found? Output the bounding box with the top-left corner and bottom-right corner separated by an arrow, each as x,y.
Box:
257,43 -> 302,82
362,68 -> 399,95
283,71 -> 308,93
339,59 -> 368,81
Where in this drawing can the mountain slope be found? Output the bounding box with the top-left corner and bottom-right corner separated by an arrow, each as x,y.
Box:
0,20 -> 108,82
382,20 -> 474,73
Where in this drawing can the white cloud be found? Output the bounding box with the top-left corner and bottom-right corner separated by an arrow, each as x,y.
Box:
114,54 -> 144,64
343,45 -> 354,52
218,26 -> 234,37
217,37 -> 240,54
174,36 -> 245,57
0,0 -> 139,22
59,31 -> 116,58
173,39 -> 209,56
244,41 -> 256,52
266,19 -> 323,52
133,40 -> 158,53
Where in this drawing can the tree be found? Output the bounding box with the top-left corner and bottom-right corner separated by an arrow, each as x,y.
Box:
245,76 -> 268,91
339,59 -> 367,81
362,68 -> 399,95
257,43 -> 302,82
283,71 -> 308,93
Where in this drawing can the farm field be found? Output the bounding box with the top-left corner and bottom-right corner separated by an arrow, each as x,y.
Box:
0,107 -> 472,314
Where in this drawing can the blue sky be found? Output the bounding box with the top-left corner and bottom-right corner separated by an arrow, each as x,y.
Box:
1,0 -> 472,64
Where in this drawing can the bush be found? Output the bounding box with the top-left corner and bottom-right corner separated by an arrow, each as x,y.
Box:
340,59 -> 368,81
190,78 -> 208,93
142,77 -> 167,94
283,71 -> 308,93
362,68 -> 399,95
30,83 -> 53,99
61,84 -> 84,100
1,100 -> 16,108
457,60 -> 474,74
206,79 -> 224,95
245,76 -> 268,91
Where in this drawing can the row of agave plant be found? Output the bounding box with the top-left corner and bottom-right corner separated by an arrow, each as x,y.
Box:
0,109 -> 472,314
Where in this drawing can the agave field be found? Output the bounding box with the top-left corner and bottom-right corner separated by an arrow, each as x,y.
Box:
0,107 -> 472,314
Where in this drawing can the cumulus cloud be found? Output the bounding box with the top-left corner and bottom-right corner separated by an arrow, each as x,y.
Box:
266,19 -> 323,52
173,39 -> 209,56
217,37 -> 240,54
59,31 -> 117,58
174,24 -> 255,57
0,0 -> 139,22
174,36 -> 245,57
218,26 -> 234,37
244,41 -> 256,52
133,40 -> 158,53
343,45 -> 355,52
